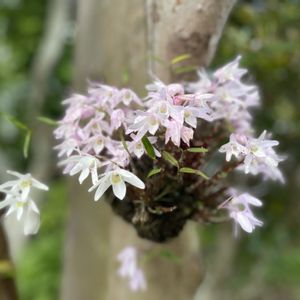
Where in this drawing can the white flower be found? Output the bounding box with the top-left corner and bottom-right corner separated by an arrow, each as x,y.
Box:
0,170 -> 49,201
219,133 -> 247,161
128,134 -> 161,159
60,154 -> 103,184
0,171 -> 48,235
127,112 -> 160,140
220,132 -> 284,182
89,168 -> 145,200
243,131 -> 281,174
222,189 -> 263,234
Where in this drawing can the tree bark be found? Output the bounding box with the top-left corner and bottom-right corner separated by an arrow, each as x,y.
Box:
61,1 -> 236,300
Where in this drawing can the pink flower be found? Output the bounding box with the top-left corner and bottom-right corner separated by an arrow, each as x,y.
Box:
222,189 -> 263,234
127,112 -> 160,140
110,109 -> 126,131
117,246 -> 147,292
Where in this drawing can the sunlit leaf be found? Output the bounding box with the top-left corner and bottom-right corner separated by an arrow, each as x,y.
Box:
37,116 -> 58,126
147,168 -> 162,178
162,151 -> 179,168
23,131 -> 32,158
171,53 -> 191,65
186,147 -> 208,153
173,65 -> 197,74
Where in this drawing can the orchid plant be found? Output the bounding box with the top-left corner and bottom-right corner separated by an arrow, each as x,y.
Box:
53,55 -> 283,242
0,56 -> 284,292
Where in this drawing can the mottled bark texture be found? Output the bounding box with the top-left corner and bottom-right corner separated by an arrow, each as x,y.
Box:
61,1 -> 236,300
147,0 -> 236,82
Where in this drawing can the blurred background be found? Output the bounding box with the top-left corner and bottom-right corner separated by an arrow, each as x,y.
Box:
0,0 -> 299,299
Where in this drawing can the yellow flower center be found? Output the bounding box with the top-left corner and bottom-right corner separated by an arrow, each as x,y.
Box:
184,111 -> 190,118
20,180 -> 32,189
111,174 -> 122,184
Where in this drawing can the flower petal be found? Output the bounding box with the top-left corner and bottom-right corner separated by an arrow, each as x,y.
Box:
24,206 -> 40,235
93,176 -> 111,201
32,178 -> 49,191
79,168 -> 89,184
112,180 -> 126,200
118,170 -> 145,189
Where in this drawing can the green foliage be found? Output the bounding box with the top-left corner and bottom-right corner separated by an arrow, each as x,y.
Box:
141,136 -> 156,159
186,147 -> 208,153
162,151 -> 179,168
147,168 -> 162,178
179,167 -> 209,180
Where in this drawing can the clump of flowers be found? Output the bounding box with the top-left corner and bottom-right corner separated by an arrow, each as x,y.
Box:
54,56 -> 284,241
0,171 -> 48,235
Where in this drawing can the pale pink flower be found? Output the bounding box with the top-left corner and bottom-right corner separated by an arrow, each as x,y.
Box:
110,109 -> 126,131
117,246 -> 147,292
127,112 -> 160,140
222,189 -> 263,234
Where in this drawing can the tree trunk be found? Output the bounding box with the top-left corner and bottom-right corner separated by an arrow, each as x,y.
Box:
61,1 -> 236,299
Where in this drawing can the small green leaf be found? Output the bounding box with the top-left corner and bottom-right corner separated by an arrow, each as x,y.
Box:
187,147 -> 208,153
23,131 -> 32,158
162,151 -> 179,168
1,113 -> 29,130
37,116 -> 58,126
171,53 -> 191,65
147,168 -> 162,178
173,65 -> 197,74
142,136 -> 156,159
179,167 -> 209,180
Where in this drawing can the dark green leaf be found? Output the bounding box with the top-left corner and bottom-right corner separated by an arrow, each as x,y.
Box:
142,136 -> 156,159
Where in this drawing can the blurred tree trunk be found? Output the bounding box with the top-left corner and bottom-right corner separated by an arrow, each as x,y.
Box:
61,1 -> 236,300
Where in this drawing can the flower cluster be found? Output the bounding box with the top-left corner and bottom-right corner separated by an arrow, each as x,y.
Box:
117,246 -> 147,291
55,56 -> 284,238
0,171 -> 48,235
